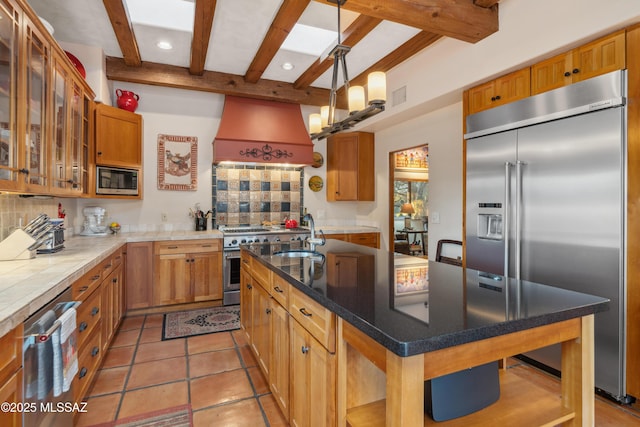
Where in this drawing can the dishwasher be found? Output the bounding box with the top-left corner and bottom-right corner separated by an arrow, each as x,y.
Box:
22,287 -> 80,427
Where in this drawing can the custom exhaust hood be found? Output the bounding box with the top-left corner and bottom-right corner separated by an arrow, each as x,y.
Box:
213,96 -> 314,165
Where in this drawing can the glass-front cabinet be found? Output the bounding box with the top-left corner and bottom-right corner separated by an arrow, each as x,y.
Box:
23,15 -> 49,192
0,0 -> 95,195
0,0 -> 20,191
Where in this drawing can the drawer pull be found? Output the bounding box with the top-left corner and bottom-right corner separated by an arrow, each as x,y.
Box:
168,245 -> 178,249
79,367 -> 88,379
200,244 -> 212,248
91,307 -> 99,316
273,286 -> 284,293
79,322 -> 88,332
91,346 -> 100,357
301,346 -> 309,354
91,275 -> 100,281
242,259 -> 249,264
299,308 -> 312,317
78,285 -> 89,292
104,263 -> 112,269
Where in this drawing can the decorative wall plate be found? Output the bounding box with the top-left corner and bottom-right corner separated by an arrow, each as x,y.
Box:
308,176 -> 323,192
312,152 -> 324,168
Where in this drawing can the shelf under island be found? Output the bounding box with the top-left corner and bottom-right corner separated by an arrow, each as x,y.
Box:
240,239 -> 609,427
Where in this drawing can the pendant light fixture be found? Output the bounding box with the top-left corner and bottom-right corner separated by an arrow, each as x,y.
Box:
309,0 -> 386,140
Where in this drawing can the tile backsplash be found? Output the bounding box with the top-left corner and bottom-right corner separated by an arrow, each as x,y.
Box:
212,164 -> 304,227
0,194 -> 60,240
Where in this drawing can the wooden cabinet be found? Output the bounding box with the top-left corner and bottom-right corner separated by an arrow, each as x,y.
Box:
467,68 -> 530,114
270,300 -> 290,421
327,132 -> 374,201
95,103 -> 142,168
125,242 -> 154,311
326,232 -> 380,248
0,324 -> 22,427
102,262 -> 124,352
153,239 -> 222,306
290,319 -> 336,427
240,265 -> 253,342
531,30 -> 625,95
251,280 -> 271,376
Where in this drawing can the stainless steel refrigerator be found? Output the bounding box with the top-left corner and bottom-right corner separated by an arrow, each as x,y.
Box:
464,70 -> 628,402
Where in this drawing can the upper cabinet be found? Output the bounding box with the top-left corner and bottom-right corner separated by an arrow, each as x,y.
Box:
467,68 -> 531,115
95,104 -> 142,168
531,30 -> 626,95
0,0 -> 94,196
327,132 -> 375,202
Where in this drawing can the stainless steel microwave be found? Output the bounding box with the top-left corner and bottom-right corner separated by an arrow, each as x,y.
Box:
96,166 -> 139,196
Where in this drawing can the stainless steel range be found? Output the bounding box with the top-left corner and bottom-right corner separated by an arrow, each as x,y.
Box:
220,225 -> 310,305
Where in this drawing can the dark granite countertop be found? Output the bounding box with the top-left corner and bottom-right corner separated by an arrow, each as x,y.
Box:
242,240 -> 609,357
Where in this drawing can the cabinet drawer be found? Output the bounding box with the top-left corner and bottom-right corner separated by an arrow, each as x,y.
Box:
271,274 -> 289,308
155,239 -> 221,255
348,233 -> 379,248
251,259 -> 271,289
76,288 -> 102,349
74,332 -> 101,401
0,324 -> 22,385
289,288 -> 335,353
72,264 -> 102,300
111,247 -> 124,268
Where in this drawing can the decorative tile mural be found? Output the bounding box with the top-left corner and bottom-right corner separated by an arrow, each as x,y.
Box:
212,164 -> 304,227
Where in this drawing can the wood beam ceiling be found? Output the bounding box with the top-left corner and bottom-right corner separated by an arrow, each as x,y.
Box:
316,0 -> 498,43
190,0 -> 217,75
244,0 -> 311,83
105,56 -> 346,108
102,0 -> 141,66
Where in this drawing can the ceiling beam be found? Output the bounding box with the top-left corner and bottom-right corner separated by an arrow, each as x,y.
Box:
336,31 -> 442,98
106,56 -> 346,108
316,0 -> 498,43
245,0 -> 310,83
102,0 -> 141,66
293,14 -> 382,89
190,0 -> 217,75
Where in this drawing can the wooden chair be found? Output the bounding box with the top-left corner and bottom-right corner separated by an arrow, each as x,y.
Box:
435,239 -> 462,266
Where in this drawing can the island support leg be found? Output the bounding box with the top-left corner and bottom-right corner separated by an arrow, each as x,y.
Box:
561,314 -> 595,426
386,350 -> 424,427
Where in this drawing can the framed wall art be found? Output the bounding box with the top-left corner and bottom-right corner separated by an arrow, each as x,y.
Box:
158,134 -> 198,191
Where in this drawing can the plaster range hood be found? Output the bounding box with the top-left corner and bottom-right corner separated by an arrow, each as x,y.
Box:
213,96 -> 314,165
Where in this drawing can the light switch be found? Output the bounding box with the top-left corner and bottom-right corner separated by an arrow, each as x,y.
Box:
431,212 -> 440,224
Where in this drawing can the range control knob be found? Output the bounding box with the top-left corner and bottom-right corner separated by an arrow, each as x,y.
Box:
241,239 -> 247,244
231,239 -> 238,245
263,238 -> 269,242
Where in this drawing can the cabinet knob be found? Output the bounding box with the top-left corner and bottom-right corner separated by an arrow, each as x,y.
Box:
266,308 -> 272,314
301,346 -> 310,354
572,68 -> 580,74
564,71 -> 571,77
112,277 -> 118,283
247,284 -> 253,290
91,346 -> 100,357
274,286 -> 284,293
79,367 -> 88,379
91,307 -> 99,316
491,96 -> 496,101
79,321 -> 88,332
494,95 -> 501,101
299,308 -> 312,317
97,151 -> 102,156
18,168 -> 29,175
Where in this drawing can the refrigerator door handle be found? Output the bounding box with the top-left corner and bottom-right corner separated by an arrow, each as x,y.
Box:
504,162 -> 512,277
515,160 -> 524,280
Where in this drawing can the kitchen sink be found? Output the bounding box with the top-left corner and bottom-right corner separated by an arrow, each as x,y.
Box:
273,250 -> 324,260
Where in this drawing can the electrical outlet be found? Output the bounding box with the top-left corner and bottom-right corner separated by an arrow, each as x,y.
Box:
431,211 -> 440,224
161,213 -> 168,222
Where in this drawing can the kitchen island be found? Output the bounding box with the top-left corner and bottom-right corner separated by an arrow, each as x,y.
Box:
242,239 -> 609,426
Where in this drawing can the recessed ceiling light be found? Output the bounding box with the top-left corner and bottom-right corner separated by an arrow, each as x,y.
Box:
157,41 -> 173,50
281,62 -> 294,71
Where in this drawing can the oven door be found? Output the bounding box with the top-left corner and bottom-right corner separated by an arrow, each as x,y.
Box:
223,250 -> 241,305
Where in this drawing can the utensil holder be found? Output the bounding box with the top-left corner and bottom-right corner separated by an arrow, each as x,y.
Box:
0,229 -> 36,260
195,217 -> 207,231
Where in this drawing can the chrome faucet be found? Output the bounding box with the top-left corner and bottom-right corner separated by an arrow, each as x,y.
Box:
303,213 -> 325,251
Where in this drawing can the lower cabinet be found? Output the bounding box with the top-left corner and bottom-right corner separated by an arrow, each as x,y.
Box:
240,250 -> 336,425
153,240 -> 222,306
290,319 -> 336,427
125,242 -> 154,310
102,263 -> 124,352
0,324 -> 22,427
326,232 -> 380,248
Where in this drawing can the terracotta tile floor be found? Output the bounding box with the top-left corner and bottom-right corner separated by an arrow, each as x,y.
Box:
75,313 -> 287,427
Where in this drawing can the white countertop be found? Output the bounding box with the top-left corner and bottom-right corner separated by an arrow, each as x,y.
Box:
0,226 -> 379,337
0,230 -> 222,337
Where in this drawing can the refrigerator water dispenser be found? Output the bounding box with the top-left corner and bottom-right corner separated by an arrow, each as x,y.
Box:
477,214 -> 503,240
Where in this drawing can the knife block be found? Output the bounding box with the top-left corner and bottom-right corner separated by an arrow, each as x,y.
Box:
0,229 -> 36,260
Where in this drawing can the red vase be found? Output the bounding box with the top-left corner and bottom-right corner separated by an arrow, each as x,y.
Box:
116,89 -> 139,112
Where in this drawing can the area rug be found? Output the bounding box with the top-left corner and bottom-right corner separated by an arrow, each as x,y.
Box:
162,305 -> 240,340
89,404 -> 192,427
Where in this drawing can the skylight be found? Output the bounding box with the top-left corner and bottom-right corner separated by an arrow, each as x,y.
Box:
281,24 -> 338,57
125,0 -> 195,32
